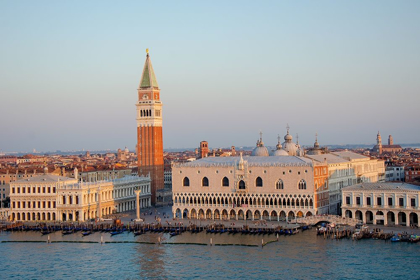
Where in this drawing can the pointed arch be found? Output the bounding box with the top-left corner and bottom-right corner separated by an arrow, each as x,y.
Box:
276,179 -> 284,189
298,179 -> 306,190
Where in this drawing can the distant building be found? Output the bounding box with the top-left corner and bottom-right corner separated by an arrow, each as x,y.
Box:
306,134 -> 328,155
342,182 -> 419,227
372,132 -> 402,154
405,165 -> 420,184
385,165 -> 405,182
198,141 -> 209,159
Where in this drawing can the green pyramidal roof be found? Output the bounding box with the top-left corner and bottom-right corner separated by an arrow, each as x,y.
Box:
139,54 -> 159,89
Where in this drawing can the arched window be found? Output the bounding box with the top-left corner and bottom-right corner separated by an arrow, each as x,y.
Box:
202,177 -> 209,187
183,177 -> 190,187
298,179 -> 306,190
276,179 -> 284,190
238,180 -> 246,190
256,177 -> 263,187
222,177 -> 229,187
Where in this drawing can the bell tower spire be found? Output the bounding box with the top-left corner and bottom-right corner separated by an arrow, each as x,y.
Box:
136,49 -> 164,204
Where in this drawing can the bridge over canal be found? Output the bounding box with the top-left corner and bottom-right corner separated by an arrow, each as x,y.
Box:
296,215 -> 361,227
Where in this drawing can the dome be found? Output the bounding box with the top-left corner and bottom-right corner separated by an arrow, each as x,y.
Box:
251,132 -> 269,157
282,126 -> 297,156
272,149 -> 288,156
282,141 -> 298,156
124,147 -> 129,153
252,146 -> 269,157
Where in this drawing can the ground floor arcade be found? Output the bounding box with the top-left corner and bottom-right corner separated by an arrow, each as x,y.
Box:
343,208 -> 419,227
173,206 -> 316,221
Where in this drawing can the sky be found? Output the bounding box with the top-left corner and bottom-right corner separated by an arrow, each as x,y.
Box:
1,1 -> 419,153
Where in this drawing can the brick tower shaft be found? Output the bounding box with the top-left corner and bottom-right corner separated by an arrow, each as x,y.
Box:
136,50 -> 164,204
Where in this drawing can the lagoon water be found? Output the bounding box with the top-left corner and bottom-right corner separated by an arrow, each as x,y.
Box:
1,230 -> 419,280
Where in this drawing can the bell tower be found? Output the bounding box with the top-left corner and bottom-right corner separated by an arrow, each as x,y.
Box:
376,131 -> 382,154
136,49 -> 164,204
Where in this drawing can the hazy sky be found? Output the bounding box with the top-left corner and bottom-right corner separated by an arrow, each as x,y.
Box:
1,1 -> 419,152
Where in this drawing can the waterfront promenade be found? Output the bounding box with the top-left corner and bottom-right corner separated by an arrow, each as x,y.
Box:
120,206 -> 420,235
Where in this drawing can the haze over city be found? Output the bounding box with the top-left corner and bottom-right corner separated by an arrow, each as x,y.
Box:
1,1 -> 419,152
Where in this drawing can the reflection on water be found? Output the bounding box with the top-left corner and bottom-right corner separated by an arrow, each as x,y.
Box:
1,230 -> 419,279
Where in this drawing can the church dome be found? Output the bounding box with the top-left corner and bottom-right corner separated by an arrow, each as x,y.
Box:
272,149 -> 288,156
251,132 -> 269,157
281,126 -> 298,156
282,141 -> 298,156
252,146 -> 270,157
271,135 -> 288,156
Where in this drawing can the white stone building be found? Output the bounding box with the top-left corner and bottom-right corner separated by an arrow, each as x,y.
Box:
9,174 -> 151,222
385,165 -> 405,182
172,154 -> 317,221
306,151 -> 385,215
342,182 -> 419,227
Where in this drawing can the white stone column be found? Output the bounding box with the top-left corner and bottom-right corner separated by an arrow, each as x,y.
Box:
135,190 -> 141,220
97,188 -> 102,219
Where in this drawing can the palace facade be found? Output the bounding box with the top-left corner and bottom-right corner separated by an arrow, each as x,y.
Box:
172,152 -> 318,221
342,182 -> 419,227
9,173 -> 151,222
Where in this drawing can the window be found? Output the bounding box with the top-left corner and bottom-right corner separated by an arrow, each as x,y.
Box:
222,177 -> 229,187
356,197 -> 361,205
399,198 -> 404,207
256,177 -> 263,187
276,179 -> 284,190
298,179 -> 306,190
366,197 -> 371,206
183,177 -> 190,187
377,197 -> 382,206
411,198 -> 416,207
388,197 -> 393,206
202,177 -> 209,187
346,197 -> 351,205
238,180 -> 246,190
